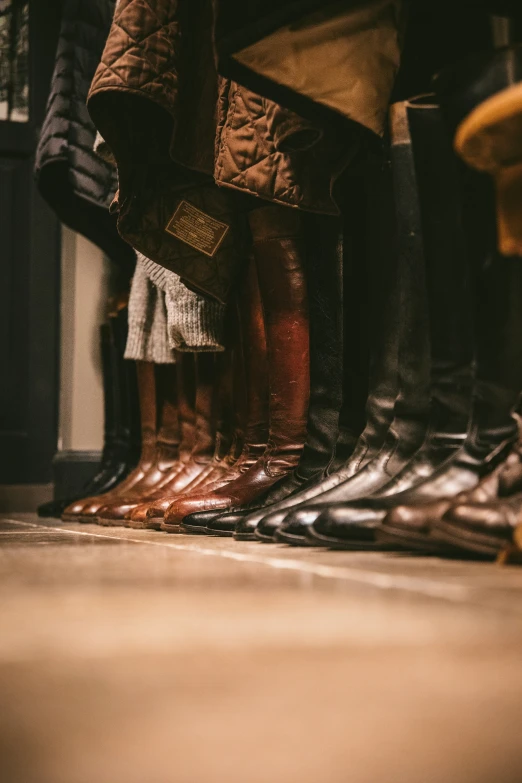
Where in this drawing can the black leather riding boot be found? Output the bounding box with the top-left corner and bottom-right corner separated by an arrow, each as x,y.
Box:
254,106 -> 445,545
303,95 -> 478,547
38,308 -> 138,517
225,149 -> 420,541
310,159 -> 522,548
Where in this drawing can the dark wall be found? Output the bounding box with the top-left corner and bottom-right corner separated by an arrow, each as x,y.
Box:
0,0 -> 62,483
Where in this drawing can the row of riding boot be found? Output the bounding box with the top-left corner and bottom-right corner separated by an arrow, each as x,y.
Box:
62,47 -> 522,561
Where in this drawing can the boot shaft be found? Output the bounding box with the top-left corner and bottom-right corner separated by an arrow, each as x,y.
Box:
134,361 -> 157,464
154,364 -> 181,469
294,212 -> 345,479
434,59 -> 522,453
405,94 -> 474,441
100,322 -> 118,456
175,352 -> 197,461
347,150 -> 404,467
236,253 -> 270,460
248,205 -> 310,474
191,353 -> 219,463
112,306 -> 141,461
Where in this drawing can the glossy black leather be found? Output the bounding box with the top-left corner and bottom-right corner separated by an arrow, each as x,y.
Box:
288,96 -> 477,546
308,161 -> 522,548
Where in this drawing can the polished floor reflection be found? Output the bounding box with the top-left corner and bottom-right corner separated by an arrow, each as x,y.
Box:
1,513 -> 522,783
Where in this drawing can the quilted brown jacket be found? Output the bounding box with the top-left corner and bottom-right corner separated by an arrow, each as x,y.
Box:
87,0 -> 354,302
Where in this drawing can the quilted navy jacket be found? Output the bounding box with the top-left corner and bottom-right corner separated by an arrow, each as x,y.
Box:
34,0 -> 135,274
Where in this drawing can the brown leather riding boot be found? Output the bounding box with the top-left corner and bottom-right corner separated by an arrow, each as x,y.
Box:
95,359 -> 188,525
99,349 -> 223,526
127,347 -> 241,528
143,254 -> 270,529
162,204 -> 310,531
123,352 -> 199,523
62,361 -> 157,521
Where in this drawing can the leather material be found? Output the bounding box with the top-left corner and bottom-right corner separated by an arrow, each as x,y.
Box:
129,411 -> 244,528
74,353 -> 195,521
377,445 -> 522,552
97,353 -> 218,524
432,492 -> 522,556
163,204 -> 310,529
286,95 -> 478,547
63,360 -> 158,520
306,440 -> 514,547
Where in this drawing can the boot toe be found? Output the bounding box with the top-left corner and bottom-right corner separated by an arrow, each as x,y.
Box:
127,503 -> 156,527
97,502 -> 138,525
234,511 -> 262,540
146,499 -> 173,520
62,499 -> 88,519
165,495 -> 232,529
75,499 -> 109,520
308,505 -> 381,548
381,499 -> 453,534
165,495 -> 228,526
181,509 -> 226,534
276,507 -> 323,545
207,511 -> 244,536
255,510 -> 288,542
39,499 -> 67,518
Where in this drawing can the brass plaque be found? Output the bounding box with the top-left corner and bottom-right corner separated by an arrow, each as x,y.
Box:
165,200 -> 230,257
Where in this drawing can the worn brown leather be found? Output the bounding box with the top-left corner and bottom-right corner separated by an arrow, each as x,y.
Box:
73,355 -> 194,523
97,353 -> 218,524
162,205 -> 310,529
62,361 -> 158,520
128,347 -> 243,527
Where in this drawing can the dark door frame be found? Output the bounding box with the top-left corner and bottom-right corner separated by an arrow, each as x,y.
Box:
0,0 -> 62,484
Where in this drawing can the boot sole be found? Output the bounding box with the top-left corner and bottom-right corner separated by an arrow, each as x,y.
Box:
61,514 -> 89,522
211,527 -> 235,537
159,522 -> 184,534
376,524 -> 442,553
431,519 -> 508,558
126,517 -> 163,530
254,529 -> 279,543
274,530 -> 315,546
233,531 -> 256,541
306,527 -> 387,550
96,517 -> 127,527
179,523 -> 214,535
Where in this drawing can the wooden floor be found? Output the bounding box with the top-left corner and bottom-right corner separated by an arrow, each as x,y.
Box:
1,513 -> 522,783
